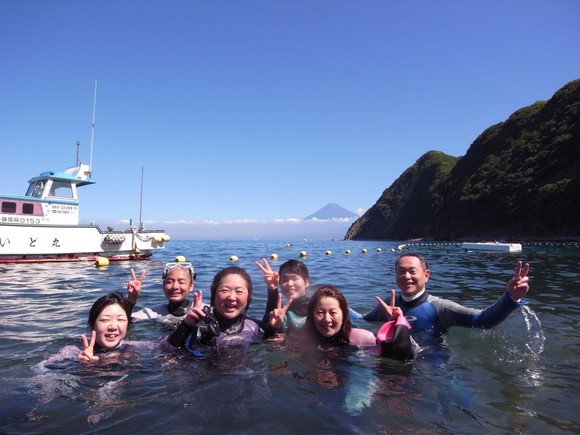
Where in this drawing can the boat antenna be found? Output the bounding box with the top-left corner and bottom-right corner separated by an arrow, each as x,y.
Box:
89,80 -> 97,177
138,165 -> 145,230
76,140 -> 81,166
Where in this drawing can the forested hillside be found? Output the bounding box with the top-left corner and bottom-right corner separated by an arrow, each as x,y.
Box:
345,79 -> 580,241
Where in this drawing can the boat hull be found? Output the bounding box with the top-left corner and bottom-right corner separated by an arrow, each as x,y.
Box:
460,242 -> 522,253
0,223 -> 168,263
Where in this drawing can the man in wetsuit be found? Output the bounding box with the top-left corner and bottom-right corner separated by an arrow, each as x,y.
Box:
362,253 -> 530,335
127,262 -> 197,327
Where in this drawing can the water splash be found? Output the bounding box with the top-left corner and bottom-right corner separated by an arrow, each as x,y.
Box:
497,305 -> 546,388
521,305 -> 545,358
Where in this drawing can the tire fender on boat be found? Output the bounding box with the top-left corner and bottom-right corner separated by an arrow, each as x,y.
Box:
104,234 -> 126,244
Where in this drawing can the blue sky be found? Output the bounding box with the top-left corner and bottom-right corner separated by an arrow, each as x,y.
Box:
1,1 -> 579,240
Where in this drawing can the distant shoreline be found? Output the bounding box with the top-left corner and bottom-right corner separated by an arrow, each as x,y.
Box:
346,237 -> 580,243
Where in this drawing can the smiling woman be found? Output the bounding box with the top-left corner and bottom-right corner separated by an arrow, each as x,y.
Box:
162,266 -> 264,354
79,292 -> 132,361
38,292 -> 142,366
298,284 -> 416,360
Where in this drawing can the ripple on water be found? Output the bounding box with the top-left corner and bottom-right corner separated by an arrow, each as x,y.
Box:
0,240 -> 579,433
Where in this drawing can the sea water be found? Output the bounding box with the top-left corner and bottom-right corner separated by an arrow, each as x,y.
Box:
0,240 -> 578,434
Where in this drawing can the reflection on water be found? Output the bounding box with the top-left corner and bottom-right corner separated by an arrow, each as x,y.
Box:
1,240 -> 579,433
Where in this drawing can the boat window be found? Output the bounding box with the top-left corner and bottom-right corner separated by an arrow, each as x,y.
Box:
1,202 -> 17,213
48,181 -> 74,198
22,203 -> 35,214
26,181 -> 44,197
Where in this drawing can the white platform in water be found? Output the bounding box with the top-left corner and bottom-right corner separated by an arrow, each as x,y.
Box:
461,242 -> 522,253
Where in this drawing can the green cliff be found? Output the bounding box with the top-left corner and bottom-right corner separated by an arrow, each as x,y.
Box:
345,79 -> 580,241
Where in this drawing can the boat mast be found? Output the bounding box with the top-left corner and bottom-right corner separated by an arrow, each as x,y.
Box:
89,80 -> 97,177
138,166 -> 144,229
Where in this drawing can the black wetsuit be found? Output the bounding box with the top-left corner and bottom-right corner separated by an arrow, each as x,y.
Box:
131,299 -> 193,326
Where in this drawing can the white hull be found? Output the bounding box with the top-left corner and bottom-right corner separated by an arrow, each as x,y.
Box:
0,223 -> 168,263
461,242 -> 522,253
1,90 -> 170,263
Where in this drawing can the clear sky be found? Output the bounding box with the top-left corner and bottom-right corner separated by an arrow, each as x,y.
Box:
1,1 -> 579,240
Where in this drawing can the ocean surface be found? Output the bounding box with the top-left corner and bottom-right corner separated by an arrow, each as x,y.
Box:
0,239 -> 578,434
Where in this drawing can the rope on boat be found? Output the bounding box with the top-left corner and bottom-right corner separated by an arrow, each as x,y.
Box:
130,225 -> 153,242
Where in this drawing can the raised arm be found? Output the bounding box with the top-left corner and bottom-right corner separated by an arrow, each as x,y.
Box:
126,269 -> 146,305
374,289 -> 399,320
435,261 -> 531,329
506,261 -> 530,302
77,330 -> 99,363
268,292 -> 293,329
363,289 -> 398,322
256,258 -> 281,324
255,258 -> 279,290
183,290 -> 205,327
164,290 -> 205,349
375,290 -> 414,360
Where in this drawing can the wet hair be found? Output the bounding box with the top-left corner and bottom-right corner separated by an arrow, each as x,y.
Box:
87,292 -> 132,330
209,266 -> 253,312
395,252 -> 429,272
279,259 -> 309,280
305,284 -> 352,346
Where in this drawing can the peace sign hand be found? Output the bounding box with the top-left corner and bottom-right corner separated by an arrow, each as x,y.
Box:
269,292 -> 293,329
127,268 -> 146,304
78,330 -> 99,363
375,289 -> 402,320
255,258 -> 280,291
506,261 -> 530,302
184,290 -> 205,326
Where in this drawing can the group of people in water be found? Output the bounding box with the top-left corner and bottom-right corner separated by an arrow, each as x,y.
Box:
74,252 -> 530,365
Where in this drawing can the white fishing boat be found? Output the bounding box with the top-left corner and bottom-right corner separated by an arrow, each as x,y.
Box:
0,81 -> 169,263
460,242 -> 522,253
0,163 -> 170,263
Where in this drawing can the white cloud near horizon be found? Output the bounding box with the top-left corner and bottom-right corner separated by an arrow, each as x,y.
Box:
107,217 -> 358,240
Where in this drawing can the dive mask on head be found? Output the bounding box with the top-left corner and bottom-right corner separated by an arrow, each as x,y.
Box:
162,262 -> 196,281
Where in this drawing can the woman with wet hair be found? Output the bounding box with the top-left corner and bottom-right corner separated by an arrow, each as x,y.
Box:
39,292 -> 145,366
78,292 -> 133,362
163,266 -> 263,354
301,285 -> 416,360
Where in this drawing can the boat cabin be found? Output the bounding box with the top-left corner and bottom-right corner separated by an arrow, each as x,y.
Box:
0,164 -> 94,226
